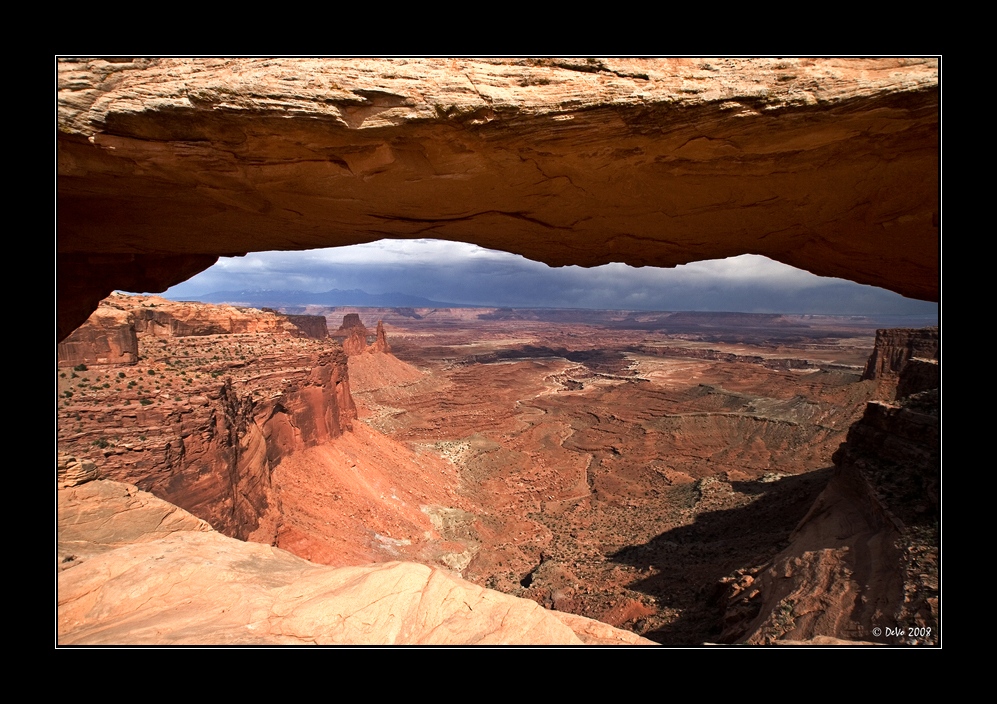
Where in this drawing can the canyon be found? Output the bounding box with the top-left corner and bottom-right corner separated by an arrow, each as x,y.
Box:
56,57 -> 940,646
57,296 -> 938,644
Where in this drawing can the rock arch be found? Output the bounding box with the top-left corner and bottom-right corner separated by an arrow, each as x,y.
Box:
57,58 -> 939,339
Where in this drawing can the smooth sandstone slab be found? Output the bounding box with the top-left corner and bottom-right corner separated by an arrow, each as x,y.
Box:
58,481 -> 651,645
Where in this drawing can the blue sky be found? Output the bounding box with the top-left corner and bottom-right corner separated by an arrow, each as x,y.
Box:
162,239 -> 938,317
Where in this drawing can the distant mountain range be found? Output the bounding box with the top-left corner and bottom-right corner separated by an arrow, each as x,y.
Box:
183,289 -> 464,308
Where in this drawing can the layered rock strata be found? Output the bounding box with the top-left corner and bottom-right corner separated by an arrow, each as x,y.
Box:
57,303 -> 138,367
862,327 -> 939,382
57,295 -> 356,540
57,58 -> 938,338
58,293 -> 327,368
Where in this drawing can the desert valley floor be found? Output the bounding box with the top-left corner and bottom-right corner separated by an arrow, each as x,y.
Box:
57,298 -> 939,645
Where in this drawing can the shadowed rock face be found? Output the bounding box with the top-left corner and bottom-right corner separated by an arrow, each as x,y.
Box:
862,327 -> 939,381
57,58 -> 938,339
717,332 -> 939,645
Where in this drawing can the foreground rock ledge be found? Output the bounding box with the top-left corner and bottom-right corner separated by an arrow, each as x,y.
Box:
57,58 -> 938,339
58,480 -> 652,646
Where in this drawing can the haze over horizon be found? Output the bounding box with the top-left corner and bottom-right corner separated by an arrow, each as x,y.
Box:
160,239 -> 938,319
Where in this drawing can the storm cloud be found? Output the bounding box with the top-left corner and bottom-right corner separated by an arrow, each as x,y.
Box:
161,239 -> 938,317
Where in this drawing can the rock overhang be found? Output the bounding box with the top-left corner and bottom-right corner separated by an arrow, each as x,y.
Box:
57,57 -> 940,340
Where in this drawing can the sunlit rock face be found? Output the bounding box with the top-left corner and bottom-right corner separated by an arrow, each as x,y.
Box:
57,303 -> 138,367
58,480 -> 653,645
57,57 -> 938,339
56,295 -> 356,541
372,321 -> 390,353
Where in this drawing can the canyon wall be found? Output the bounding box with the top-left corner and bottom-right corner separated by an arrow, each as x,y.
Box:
58,293 -> 328,367
718,328 -> 939,644
57,304 -> 138,367
57,58 -> 938,339
57,295 -> 356,540
862,327 -> 939,382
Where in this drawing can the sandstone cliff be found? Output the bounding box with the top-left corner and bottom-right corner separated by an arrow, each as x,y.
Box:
57,294 -> 357,541
862,327 -> 939,382
58,293 -> 327,367
57,303 -> 138,367
718,328 -> 939,644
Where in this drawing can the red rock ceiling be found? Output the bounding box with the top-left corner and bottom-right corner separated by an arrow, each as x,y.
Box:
57,58 -> 939,340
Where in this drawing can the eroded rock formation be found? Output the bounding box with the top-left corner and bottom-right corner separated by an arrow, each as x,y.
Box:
335,315 -> 392,356
57,58 -> 938,338
373,320 -> 390,353
54,58 -> 941,645
862,327 -> 939,381
57,295 -> 356,540
335,313 -> 368,336
58,293 -> 328,368
342,327 -> 368,356
57,303 -> 138,367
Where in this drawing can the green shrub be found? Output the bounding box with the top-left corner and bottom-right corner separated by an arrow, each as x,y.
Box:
139,399 -> 153,406
74,364 -> 88,372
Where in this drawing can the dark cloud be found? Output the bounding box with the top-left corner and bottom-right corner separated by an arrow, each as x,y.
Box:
161,239 -> 938,317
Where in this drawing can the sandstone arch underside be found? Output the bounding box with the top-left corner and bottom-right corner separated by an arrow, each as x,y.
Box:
57,58 -> 939,340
